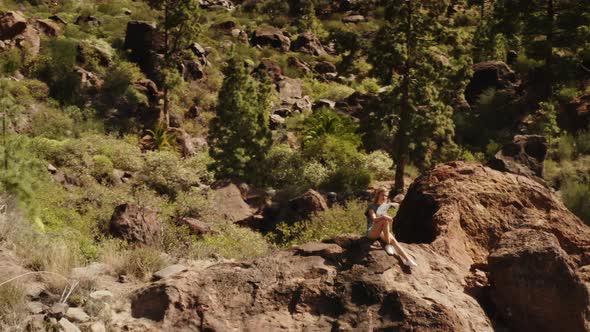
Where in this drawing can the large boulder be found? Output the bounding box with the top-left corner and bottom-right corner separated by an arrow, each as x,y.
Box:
487,134 -> 547,179
251,29 -> 291,52
0,11 -> 26,40
465,61 -> 517,105
109,203 -> 162,245
291,32 -> 326,56
199,0 -> 234,10
124,21 -> 164,80
288,189 -> 328,220
276,77 -> 303,104
122,161 -> 590,331
209,182 -> 255,223
488,229 -> 590,332
253,59 -> 283,83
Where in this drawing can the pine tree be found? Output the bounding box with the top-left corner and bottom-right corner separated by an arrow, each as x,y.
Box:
147,0 -> 201,127
368,0 -> 463,193
208,58 -> 272,182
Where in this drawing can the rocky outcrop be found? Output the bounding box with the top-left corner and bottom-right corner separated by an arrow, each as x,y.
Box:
288,189 -> 328,220
209,182 -> 255,223
559,91 -> 590,133
109,203 -> 162,245
488,229 -> 590,332
488,134 -> 547,179
124,21 -> 164,80
251,29 -> 291,52
0,11 -> 27,40
124,162 -> 590,331
465,61 -> 517,105
291,32 -> 326,56
253,59 -> 283,83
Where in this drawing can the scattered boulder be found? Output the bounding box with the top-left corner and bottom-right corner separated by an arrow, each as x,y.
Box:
89,290 -> 113,302
288,189 -> 328,220
489,229 -> 590,332
188,42 -> 207,59
0,11 -> 26,40
74,15 -> 101,27
178,217 -> 217,237
48,15 -> 67,25
27,301 -> 46,314
210,182 -> 255,223
153,264 -> 188,281
108,203 -> 162,245
65,307 -> 90,323
47,303 -> 68,319
291,32 -> 326,56
199,0 -> 234,10
314,60 -> 337,75
253,59 -> 283,83
488,135 -> 547,179
251,29 -> 291,52
14,25 -> 40,56
465,61 -> 517,105
269,113 -> 285,129
36,19 -> 61,37
133,79 -> 162,103
277,77 -> 303,104
209,20 -> 236,32
287,56 -> 311,75
180,59 -> 204,81
59,318 -> 81,332
342,14 -> 366,23
313,99 -> 336,110
90,321 -> 106,332
167,127 -> 196,157
231,28 -> 248,43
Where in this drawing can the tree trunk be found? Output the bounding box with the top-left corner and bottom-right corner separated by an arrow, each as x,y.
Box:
544,0 -> 554,98
393,0 -> 413,194
162,1 -> 170,128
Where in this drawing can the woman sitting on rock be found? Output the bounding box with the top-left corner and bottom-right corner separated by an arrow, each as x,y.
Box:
366,188 -> 418,267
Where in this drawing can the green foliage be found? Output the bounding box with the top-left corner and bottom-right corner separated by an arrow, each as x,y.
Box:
103,61 -> 144,102
556,87 -> 580,104
30,107 -> 75,139
146,125 -> 177,150
270,199 -> 367,247
208,57 -> 272,183
364,150 -> 394,180
301,108 -> 360,146
0,47 -> 23,75
91,154 -> 114,182
191,223 -> 270,260
138,150 -> 201,197
556,133 -> 576,161
111,245 -> 169,280
561,180 -> 590,225
34,38 -> 81,105
302,76 -> 355,101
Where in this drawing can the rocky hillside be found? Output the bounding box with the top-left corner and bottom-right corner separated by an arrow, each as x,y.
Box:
1,0 -> 590,331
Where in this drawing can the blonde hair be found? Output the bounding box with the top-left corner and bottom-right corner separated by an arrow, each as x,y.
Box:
372,188 -> 388,204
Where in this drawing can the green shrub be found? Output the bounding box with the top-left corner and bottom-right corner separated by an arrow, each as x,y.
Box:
103,61 -> 144,101
271,199 -> 368,247
556,134 -> 576,161
561,180 -> 590,225
113,246 -> 168,280
34,38 -> 81,104
575,131 -> 590,155
91,154 -> 114,182
364,150 -> 394,181
302,76 -> 355,101
0,47 -> 22,74
191,223 -> 270,260
30,107 -> 75,139
556,87 -> 579,104
139,150 -> 200,197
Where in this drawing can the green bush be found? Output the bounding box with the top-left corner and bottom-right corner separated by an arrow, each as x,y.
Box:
111,246 -> 169,280
191,223 -> 270,260
561,180 -> 590,225
556,134 -> 576,161
0,47 -> 22,75
34,38 -> 81,104
364,150 -> 394,181
103,61 -> 144,102
556,87 -> 579,104
91,154 -> 114,182
575,131 -> 590,155
30,107 -> 75,139
138,150 -> 201,197
271,199 -> 368,247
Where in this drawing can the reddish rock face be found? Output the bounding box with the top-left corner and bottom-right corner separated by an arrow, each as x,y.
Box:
250,29 -> 291,52
129,162 -> 590,331
291,32 -> 326,56
288,189 -> 328,220
488,134 -> 547,179
0,11 -> 27,40
109,203 -> 162,245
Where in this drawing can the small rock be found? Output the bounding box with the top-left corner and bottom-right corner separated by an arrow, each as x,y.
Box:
153,264 -> 188,281
47,164 -> 57,174
48,303 -> 68,319
342,14 -> 366,23
90,321 -> 106,332
26,301 -> 46,314
89,290 -> 113,302
59,317 -> 81,332
25,314 -> 46,331
118,274 -> 129,283
65,307 -> 90,323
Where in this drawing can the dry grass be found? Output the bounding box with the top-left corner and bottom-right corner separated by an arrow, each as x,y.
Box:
99,240 -> 169,281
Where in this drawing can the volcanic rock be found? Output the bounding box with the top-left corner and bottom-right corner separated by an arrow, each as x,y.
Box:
251,29 -> 291,52
109,203 -> 162,245
488,134 -> 547,179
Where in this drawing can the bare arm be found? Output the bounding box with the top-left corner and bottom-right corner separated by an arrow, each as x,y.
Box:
368,209 -> 392,222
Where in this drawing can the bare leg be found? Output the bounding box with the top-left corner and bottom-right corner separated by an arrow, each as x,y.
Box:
367,219 -> 387,240
388,234 -> 417,266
